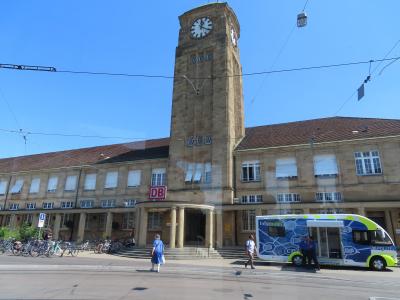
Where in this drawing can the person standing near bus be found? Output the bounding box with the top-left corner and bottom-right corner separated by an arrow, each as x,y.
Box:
299,236 -> 309,266
244,234 -> 256,269
308,236 -> 320,270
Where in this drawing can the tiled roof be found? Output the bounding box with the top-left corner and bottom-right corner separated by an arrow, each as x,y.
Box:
236,117 -> 400,150
0,138 -> 169,173
1,117 -> 400,173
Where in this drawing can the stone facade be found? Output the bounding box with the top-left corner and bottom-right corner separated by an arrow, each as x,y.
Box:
0,3 -> 399,248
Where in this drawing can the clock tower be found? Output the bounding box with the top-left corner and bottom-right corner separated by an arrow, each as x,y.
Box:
167,3 -> 244,206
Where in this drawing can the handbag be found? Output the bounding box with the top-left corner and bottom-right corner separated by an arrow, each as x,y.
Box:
161,255 -> 166,265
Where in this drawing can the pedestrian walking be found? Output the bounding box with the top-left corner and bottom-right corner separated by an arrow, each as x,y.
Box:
150,234 -> 165,273
244,234 -> 256,269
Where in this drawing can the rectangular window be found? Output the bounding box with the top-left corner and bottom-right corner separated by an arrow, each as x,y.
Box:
317,208 -> 344,214
148,212 -> 161,230
193,163 -> 203,183
98,214 -> 106,230
242,210 -> 255,231
204,163 -> 212,184
185,163 -> 194,182
315,192 -> 342,202
26,202 -> 36,210
314,154 -> 338,177
276,158 -> 297,178
241,195 -> 263,204
10,178 -> 24,194
104,171 -> 118,189
101,199 -> 116,208
151,168 -> 166,186
0,179 -> 7,195
121,212 -> 135,230
61,201 -> 74,209
29,178 -> 41,194
84,173 -> 97,190
354,151 -> 382,175
61,213 -> 74,228
80,200 -> 94,208
127,170 -> 141,187
9,203 -> 19,210
241,161 -> 261,182
65,175 -> 77,191
352,230 -> 369,244
277,193 -> 301,203
43,202 -> 54,209
23,214 -> 33,224
47,176 -> 58,192
124,199 -> 137,207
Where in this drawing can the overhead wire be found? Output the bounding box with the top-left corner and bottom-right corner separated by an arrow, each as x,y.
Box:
0,128 -> 145,141
2,56 -> 400,80
333,39 -> 400,115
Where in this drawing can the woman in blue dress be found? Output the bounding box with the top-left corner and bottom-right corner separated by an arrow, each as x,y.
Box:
151,234 -> 164,272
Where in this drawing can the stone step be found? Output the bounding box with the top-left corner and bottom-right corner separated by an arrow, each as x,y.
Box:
114,247 -> 222,260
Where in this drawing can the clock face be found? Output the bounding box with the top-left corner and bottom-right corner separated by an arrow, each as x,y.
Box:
190,17 -> 213,39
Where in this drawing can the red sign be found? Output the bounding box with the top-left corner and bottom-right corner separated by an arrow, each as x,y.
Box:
148,186 -> 167,200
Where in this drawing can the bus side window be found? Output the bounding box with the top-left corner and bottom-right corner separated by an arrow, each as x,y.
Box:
352,230 -> 369,244
268,226 -> 286,237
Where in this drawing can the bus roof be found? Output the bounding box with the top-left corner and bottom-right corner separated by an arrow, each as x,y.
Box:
256,214 -> 380,230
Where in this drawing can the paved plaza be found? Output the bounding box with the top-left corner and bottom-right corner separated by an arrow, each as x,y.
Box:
0,254 -> 399,300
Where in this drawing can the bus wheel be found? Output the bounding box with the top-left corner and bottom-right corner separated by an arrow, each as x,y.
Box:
292,255 -> 303,267
370,256 -> 386,271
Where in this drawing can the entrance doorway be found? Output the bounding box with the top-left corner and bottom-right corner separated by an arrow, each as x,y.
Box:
310,227 -> 342,259
184,209 -> 206,246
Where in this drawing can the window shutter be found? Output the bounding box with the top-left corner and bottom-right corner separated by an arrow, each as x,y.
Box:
65,175 -> 77,191
0,180 -> 7,195
127,170 -> 141,187
29,178 -> 41,193
276,158 -> 297,178
11,179 -> 24,193
105,171 -> 118,188
193,163 -> 203,182
84,174 -> 97,190
185,163 -> 194,182
314,154 -> 338,176
47,176 -> 58,191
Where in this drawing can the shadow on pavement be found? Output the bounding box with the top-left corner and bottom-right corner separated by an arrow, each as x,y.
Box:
230,259 -> 394,273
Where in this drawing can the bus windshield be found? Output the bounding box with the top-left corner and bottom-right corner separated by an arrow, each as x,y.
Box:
370,230 -> 393,246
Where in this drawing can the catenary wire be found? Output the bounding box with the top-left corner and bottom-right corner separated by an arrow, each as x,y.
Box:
0,128 -> 146,141
1,56 -> 400,80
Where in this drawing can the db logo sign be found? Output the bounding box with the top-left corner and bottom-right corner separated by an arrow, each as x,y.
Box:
149,186 -> 167,200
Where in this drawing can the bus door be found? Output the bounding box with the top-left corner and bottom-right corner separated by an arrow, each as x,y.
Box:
307,220 -> 344,260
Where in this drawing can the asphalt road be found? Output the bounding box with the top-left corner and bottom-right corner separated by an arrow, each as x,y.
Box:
0,254 -> 399,300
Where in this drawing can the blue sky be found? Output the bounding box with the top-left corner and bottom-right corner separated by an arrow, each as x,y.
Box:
0,0 -> 399,158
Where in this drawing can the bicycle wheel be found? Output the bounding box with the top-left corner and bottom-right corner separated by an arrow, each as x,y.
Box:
70,248 -> 79,257
30,247 -> 39,257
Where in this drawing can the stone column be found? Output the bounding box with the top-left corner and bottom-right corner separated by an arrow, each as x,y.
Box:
357,206 -> 366,216
76,212 -> 87,242
177,207 -> 185,248
138,208 -> 148,247
105,212 -> 113,239
134,208 -> 140,244
53,213 -> 62,241
384,209 -> 395,239
205,209 -> 214,248
215,210 -> 223,248
255,208 -> 262,216
9,214 -> 17,229
390,209 -> 399,246
32,214 -> 39,228
169,207 -> 177,248
303,208 -> 311,214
